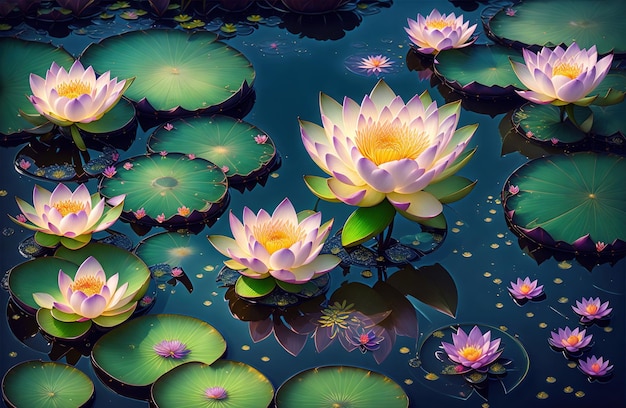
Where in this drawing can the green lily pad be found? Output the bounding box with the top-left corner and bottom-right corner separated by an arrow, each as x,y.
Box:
512,103 -> 588,145
99,153 -> 229,228
485,0 -> 626,55
75,97 -> 137,138
275,365 -> 409,408
134,231 -> 201,267
0,37 -> 74,140
503,152 -> 626,254
80,29 -> 255,115
91,314 -> 226,388
235,275 -> 277,298
433,44 -> 524,99
2,360 -> 94,408
151,360 -> 274,408
147,116 -> 279,186
36,308 -> 92,340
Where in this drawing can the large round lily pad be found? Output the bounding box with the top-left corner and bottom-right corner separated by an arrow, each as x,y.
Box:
512,103 -> 588,145
0,37 -> 74,140
147,116 -> 279,186
275,365 -> 409,408
151,360 -> 274,408
485,0 -> 626,55
80,29 -> 255,116
91,314 -> 226,388
134,231 -> 202,267
503,152 -> 626,255
2,360 -> 94,408
99,153 -> 229,228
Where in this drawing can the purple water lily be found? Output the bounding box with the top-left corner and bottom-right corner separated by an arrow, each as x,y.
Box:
548,326 -> 592,353
441,326 -> 503,371
205,386 -> 228,400
508,277 -> 544,300
153,339 -> 191,359
572,297 -> 612,323
346,328 -> 384,353
579,355 -> 613,378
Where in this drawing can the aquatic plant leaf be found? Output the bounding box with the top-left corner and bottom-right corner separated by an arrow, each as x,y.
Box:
91,314 -> 226,388
275,365 -> 409,408
373,281 -> 418,339
341,200 -> 396,247
303,175 -> 341,202
512,103 -> 587,144
273,318 -> 308,357
387,263 -> 458,318
235,275 -> 277,298
2,360 -> 94,408
330,282 -> 391,320
423,176 -> 477,204
75,98 -> 136,134
151,360 -> 274,408
36,308 -> 92,340
134,231 -> 199,267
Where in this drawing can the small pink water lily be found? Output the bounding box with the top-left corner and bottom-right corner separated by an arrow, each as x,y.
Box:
510,42 -> 613,106
440,326 -> 503,371
133,208 -> 146,219
572,297 -> 612,323
357,55 -> 395,75
18,159 -> 31,170
32,256 -> 138,326
254,134 -> 268,144
123,162 -> 133,170
405,9 -> 477,55
550,137 -> 559,145
579,355 -> 613,378
548,326 -> 593,353
171,267 -> 183,277
508,277 -> 543,300
102,166 -> 116,178
160,150 -> 167,157
508,185 -> 519,195
187,153 -> 196,160
595,241 -> 607,252
163,123 -> 174,131
9,183 -> 125,249
504,7 -> 516,16
208,198 -> 340,284
156,213 -> 166,223
220,165 -> 229,173
153,339 -> 190,359
525,130 -> 534,138
177,206 -> 190,217
205,386 -> 228,400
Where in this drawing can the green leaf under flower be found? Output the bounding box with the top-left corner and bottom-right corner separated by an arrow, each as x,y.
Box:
423,176 -> 477,204
235,275 -> 277,298
341,200 -> 396,247
304,175 -> 341,202
34,231 -> 61,248
36,308 -> 92,340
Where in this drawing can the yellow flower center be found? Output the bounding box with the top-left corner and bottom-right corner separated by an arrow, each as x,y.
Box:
253,220 -> 305,254
427,18 -> 454,30
458,346 -> 482,362
355,122 -> 429,166
591,363 -> 600,373
53,200 -> 85,216
565,335 -> 581,346
552,62 -> 583,79
519,284 -> 531,294
585,304 -> 598,314
71,275 -> 104,296
56,80 -> 92,99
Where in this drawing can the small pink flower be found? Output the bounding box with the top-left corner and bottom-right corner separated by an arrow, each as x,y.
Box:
579,355 -> 613,378
254,134 -> 269,144
205,386 -> 228,400
171,267 -> 183,277
123,162 -> 133,170
596,241 -> 607,252
156,213 -> 166,223
153,339 -> 190,359
572,297 -> 612,323
508,185 -> 520,195
160,150 -> 167,157
525,130 -> 534,138
346,328 -> 384,352
16,214 -> 27,223
103,166 -> 117,178
221,165 -> 229,173
550,137 -> 559,145
164,123 -> 174,131
188,153 -> 196,160
18,159 -> 31,170
139,295 -> 154,307
508,277 -> 543,300
111,152 -> 120,161
177,206 -> 190,216
548,326 -> 592,354
505,8 -> 516,16
133,208 -> 146,219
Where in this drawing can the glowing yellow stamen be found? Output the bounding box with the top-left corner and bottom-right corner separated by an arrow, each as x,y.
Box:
552,63 -> 583,79
458,346 -> 482,362
71,275 -> 104,296
355,122 -> 429,166
565,335 -> 581,346
253,220 -> 304,254
53,200 -> 85,216
591,363 -> 600,372
56,80 -> 92,99
427,19 -> 453,30
585,304 -> 598,314
519,284 -> 531,294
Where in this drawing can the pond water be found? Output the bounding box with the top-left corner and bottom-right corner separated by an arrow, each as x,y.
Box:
1,0 -> 625,407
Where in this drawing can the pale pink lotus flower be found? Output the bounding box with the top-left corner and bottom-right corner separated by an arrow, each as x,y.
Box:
177,206 -> 190,216
510,42 -> 613,106
171,267 -> 183,277
133,208 -> 146,219
164,123 -> 174,131
595,241 -> 607,252
9,183 -> 125,249
156,213 -> 166,223
153,339 -> 190,359
123,162 -> 133,170
505,8 -> 516,16
525,130 -> 534,138
18,159 -> 31,170
205,386 -> 228,400
160,150 -> 167,156
357,55 -> 395,75
572,297 -> 612,323
440,326 -> 503,371
111,151 -> 119,161
508,277 -> 543,300
254,134 -> 269,144
16,214 -> 27,223
508,185 -> 519,195
208,198 -> 340,284
548,326 -> 593,353
405,9 -> 477,55
28,60 -> 131,127
579,355 -> 613,378
550,137 -> 559,145
32,256 -> 138,325
187,153 -> 196,160
221,165 -> 229,173
102,166 -> 116,178
300,79 -> 477,220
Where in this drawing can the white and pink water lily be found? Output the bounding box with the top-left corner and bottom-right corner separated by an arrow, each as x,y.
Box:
301,79 -> 477,222
32,256 -> 138,326
208,198 -> 340,284
9,183 -> 125,249
510,42 -> 613,106
405,9 -> 477,55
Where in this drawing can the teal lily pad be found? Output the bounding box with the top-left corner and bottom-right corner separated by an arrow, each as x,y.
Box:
147,116 -> 279,187
433,44 -> 524,99
99,153 -> 229,228
275,365 -> 409,408
485,0 -> 626,55
503,152 -> 626,255
2,360 -> 94,408
91,314 -> 226,389
151,360 -> 274,408
74,97 -> 137,139
134,231 -> 201,267
512,103 -> 588,145
0,37 -> 74,140
80,29 -> 255,116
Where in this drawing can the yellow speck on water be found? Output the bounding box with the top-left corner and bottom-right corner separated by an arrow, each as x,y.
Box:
495,302 -> 504,309
575,391 -> 585,398
563,386 -> 573,393
484,217 -> 492,222
539,322 -> 547,328
536,392 -> 549,400
487,195 -> 494,200
433,330 -> 445,338
261,356 -> 270,362
482,404 -> 490,408
558,297 -> 568,304
330,247 -> 341,254
451,228 -> 460,233
493,278 -> 502,284
203,300 -> 212,306
211,291 -> 218,296
455,221 -> 464,226
399,347 -> 410,354
270,173 -> 279,178
546,377 -> 556,383
567,362 -> 577,369
557,261 -> 572,269
203,265 -> 215,272
483,272 -> 492,277
526,312 -> 534,318
11,314 -> 19,321
424,373 -> 439,381
496,233 -> 504,238
157,283 -> 166,290
495,199 -> 501,204
404,379 -> 413,385
490,243 -> 499,249
0,190 -> 7,196
462,251 -> 472,258
8,352 -> 17,357
603,326 -> 613,333
553,278 -> 563,284
489,209 -> 497,214
499,326 -> 508,331
241,345 -> 250,351
361,270 -> 373,278
196,273 -> 204,279
505,240 -> 512,246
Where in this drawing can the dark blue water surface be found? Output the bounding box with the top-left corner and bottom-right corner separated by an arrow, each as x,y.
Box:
1,1 -> 625,407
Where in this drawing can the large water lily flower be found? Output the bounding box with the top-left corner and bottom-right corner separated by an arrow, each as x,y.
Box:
32,256 -> 138,327
26,60 -> 133,150
440,326 -> 503,371
9,183 -> 125,249
510,42 -> 613,106
405,9 -> 477,55
548,326 -> 593,354
301,79 -> 477,244
208,198 -> 340,284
